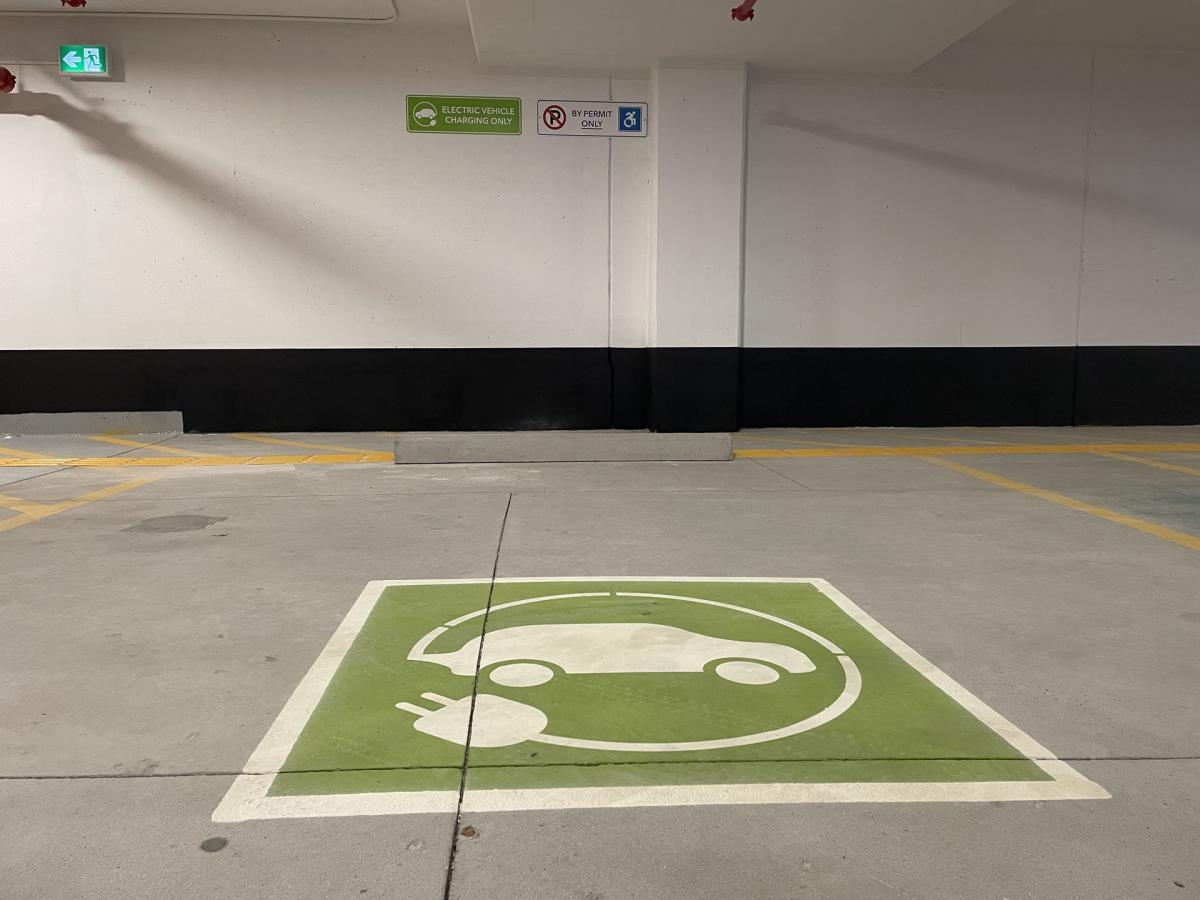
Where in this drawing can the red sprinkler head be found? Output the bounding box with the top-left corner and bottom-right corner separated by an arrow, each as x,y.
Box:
62,0 -> 88,7
731,0 -> 756,21
0,66 -> 15,94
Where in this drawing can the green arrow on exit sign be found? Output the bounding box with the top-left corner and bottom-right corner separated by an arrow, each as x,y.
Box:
59,44 -> 108,76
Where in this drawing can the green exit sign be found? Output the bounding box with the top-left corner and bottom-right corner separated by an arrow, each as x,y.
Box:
59,44 -> 108,76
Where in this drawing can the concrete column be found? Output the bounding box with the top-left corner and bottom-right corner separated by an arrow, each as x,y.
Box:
649,64 -> 747,431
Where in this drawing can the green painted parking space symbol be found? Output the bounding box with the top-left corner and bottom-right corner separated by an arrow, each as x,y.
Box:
214,578 -> 1106,821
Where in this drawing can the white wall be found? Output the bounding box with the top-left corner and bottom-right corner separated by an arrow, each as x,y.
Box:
0,17 -> 649,350
650,65 -> 746,347
4,18 -> 1198,355
1078,49 -> 1200,346
743,42 -> 1200,348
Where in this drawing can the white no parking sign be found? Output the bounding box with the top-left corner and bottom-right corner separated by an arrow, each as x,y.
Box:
537,100 -> 648,136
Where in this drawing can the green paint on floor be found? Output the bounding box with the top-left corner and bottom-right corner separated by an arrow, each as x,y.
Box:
268,579 -> 1051,799
270,581 -> 489,797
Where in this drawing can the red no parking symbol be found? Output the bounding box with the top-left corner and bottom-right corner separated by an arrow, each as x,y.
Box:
542,104 -> 566,130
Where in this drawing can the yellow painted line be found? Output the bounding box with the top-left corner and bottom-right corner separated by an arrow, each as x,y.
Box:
1111,427 -> 1200,442
958,426 -> 1200,447
86,434 -> 221,457
735,434 -> 861,448
923,457 -> 1200,553
6,441 -> 1200,468
810,428 -> 1003,447
0,477 -> 157,535
0,445 -> 47,459
872,429 -> 1007,446
248,454 -> 313,465
0,492 -> 56,515
0,441 -> 160,471
53,477 -> 159,509
1093,450 -> 1200,479
0,452 -> 392,468
231,433 -> 384,454
734,442 -> 1200,459
956,427 -> 1097,444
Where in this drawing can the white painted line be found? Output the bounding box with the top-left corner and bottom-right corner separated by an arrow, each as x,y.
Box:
460,776 -> 1109,812
213,579 -> 484,823
808,578 -> 1065,766
213,577 -> 1108,822
214,785 -> 459,822
491,577 -> 825,584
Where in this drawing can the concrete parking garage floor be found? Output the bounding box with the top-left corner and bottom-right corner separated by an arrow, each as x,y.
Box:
1,427 -> 1197,899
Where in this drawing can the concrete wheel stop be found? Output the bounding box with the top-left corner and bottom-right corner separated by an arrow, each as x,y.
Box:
393,431 -> 733,464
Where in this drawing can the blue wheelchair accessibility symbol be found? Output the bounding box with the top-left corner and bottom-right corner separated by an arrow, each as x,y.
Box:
618,106 -> 643,132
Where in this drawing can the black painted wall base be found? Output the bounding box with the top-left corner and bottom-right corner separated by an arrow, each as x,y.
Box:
740,347 -> 1078,427
0,349 -> 622,433
1075,346 -> 1200,425
650,348 -> 740,432
1,346 -> 1196,432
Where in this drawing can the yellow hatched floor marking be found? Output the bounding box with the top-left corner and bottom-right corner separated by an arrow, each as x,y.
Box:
923,457 -> 1200,553
3,441 -> 1200,468
869,429 -> 1008,446
0,445 -> 47,459
1092,450 -> 1200,479
0,492 -> 56,515
734,442 -> 1200,459
955,427 -> 1089,443
1,441 -> 167,470
230,433 -> 385,455
0,452 -> 392,468
86,434 -> 225,457
0,477 -> 157,535
808,427 -> 1018,447
965,426 -> 1200,446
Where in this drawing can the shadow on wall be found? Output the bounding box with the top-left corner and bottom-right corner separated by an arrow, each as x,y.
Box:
0,91 -> 425,300
765,111 -> 1200,235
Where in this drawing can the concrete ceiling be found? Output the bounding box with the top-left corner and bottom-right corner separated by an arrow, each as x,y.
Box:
968,0 -> 1200,49
0,0 -> 1015,73
0,0 -> 399,19
465,0 -> 1018,74
6,0 -> 1196,71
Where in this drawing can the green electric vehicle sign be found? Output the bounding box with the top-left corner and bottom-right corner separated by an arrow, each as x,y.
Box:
406,95 -> 522,135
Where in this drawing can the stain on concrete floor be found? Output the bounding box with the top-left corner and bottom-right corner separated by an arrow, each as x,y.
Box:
123,515 -> 227,533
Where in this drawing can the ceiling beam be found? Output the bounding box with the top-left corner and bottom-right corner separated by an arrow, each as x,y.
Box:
467,0 -> 1018,74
